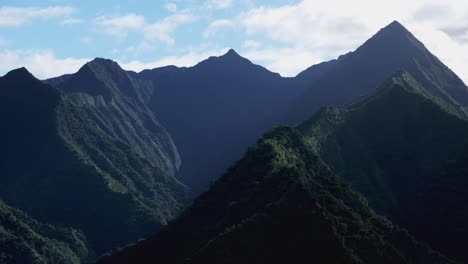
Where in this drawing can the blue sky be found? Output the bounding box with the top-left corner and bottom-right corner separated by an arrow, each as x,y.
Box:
1,0 -> 468,83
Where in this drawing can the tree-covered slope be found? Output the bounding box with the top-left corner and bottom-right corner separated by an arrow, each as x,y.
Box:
100,126 -> 452,264
135,49 -> 303,192
298,71 -> 468,262
289,20 -> 468,124
0,68 -> 190,257
51,58 -> 180,177
0,200 -> 87,264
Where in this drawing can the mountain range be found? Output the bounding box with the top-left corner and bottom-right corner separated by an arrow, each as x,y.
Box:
1,20 -> 468,263
123,20 -> 468,194
289,20 -> 468,123
0,67 -> 189,261
132,49 -> 302,192
98,21 -> 468,263
100,116 -> 454,264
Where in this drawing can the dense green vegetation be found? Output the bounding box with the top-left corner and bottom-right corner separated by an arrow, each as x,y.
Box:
289,20 -> 468,124
0,67 -> 190,259
0,199 -> 86,264
100,126 -> 453,264
2,20 -> 468,263
299,71 -> 468,262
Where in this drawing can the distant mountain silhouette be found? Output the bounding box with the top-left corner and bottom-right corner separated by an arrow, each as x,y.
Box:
289,20 -> 468,123
100,126 -> 453,264
136,49 -> 303,192
299,71 -> 468,262
1,67 -> 189,257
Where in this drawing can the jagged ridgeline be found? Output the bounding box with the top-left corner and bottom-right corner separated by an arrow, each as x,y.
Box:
100,126 -> 453,264
0,200 -> 87,264
289,21 -> 468,124
0,68 -> 190,259
48,58 -> 181,177
299,71 -> 468,262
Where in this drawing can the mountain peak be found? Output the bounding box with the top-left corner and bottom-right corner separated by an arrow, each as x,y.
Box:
224,48 -> 240,57
59,58 -> 128,99
386,20 -> 406,30
195,48 -> 253,69
3,67 -> 35,80
371,20 -> 412,42
2,67 -> 46,89
86,57 -> 121,70
214,48 -> 247,61
75,57 -> 127,82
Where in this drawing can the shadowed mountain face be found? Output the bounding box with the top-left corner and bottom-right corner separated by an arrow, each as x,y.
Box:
0,199 -> 87,264
137,49 -> 304,192
289,21 -> 468,124
53,58 -> 181,176
129,21 -> 468,192
0,68 -> 190,257
22,20 -> 468,263
100,126 -> 453,264
299,72 -> 468,262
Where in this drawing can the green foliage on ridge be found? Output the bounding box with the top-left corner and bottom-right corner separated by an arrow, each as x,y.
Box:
0,67 -> 190,259
0,199 -> 86,264
100,126 -> 453,264
298,71 -> 468,262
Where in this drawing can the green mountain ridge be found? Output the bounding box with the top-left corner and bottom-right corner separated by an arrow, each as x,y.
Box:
100,126 -> 454,264
298,71 -> 468,261
0,199 -> 86,264
0,67 -> 190,259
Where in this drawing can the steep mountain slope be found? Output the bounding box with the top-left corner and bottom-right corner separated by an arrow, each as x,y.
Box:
290,20 -> 468,123
298,71 -> 468,262
100,126 -> 452,264
52,58 -> 180,176
294,57 -> 339,88
137,49 -> 302,192
0,200 -> 86,264
0,68 -> 190,256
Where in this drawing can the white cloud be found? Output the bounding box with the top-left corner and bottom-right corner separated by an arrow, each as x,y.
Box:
0,6 -> 74,27
123,41 -> 155,56
165,3 -> 177,13
118,47 -> 230,72
143,13 -> 195,45
93,13 -> 145,37
0,49 -> 89,79
93,12 -> 194,45
206,0 -> 234,9
204,19 -> 234,37
233,0 -> 468,82
242,39 -> 261,49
